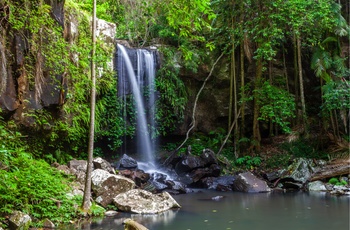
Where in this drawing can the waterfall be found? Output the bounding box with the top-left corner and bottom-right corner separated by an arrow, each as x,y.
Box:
117,44 -> 157,166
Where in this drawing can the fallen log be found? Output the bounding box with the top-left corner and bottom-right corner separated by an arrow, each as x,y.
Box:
310,159 -> 350,181
123,218 -> 149,230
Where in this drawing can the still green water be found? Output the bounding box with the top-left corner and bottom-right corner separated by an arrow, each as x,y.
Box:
76,190 -> 349,230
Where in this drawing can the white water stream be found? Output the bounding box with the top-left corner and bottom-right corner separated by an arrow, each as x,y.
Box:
117,44 -> 156,166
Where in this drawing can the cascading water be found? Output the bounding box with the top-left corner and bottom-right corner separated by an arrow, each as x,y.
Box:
117,44 -> 157,166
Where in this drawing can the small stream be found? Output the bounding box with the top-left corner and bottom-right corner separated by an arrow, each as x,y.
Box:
72,190 -> 349,230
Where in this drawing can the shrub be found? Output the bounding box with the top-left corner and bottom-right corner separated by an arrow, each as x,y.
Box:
0,150 -> 80,224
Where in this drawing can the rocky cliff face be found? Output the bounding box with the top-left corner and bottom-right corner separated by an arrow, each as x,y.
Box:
0,1 -> 115,129
0,0 -> 67,126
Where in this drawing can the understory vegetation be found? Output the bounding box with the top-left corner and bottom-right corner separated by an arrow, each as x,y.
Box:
0,0 -> 349,227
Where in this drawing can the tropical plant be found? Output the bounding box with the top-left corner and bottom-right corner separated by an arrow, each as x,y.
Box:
256,81 -> 296,133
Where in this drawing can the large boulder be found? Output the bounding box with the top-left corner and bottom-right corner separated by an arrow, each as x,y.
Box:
118,154 -> 138,169
113,189 -> 181,214
174,155 -> 205,175
91,169 -> 135,207
282,158 -> 315,184
308,181 -> 327,192
233,172 -> 271,193
8,211 -> 31,230
278,158 -> 317,189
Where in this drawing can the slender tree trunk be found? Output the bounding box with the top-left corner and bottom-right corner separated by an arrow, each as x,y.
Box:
240,42 -> 245,139
282,46 -> 289,92
293,33 -> 299,125
253,58 -> 262,151
297,33 -> 307,128
268,60 -> 273,136
82,0 -> 97,211
239,1 -> 245,143
229,43 -> 234,131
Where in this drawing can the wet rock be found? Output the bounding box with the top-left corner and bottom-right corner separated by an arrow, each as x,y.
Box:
9,211 -> 31,230
201,175 -> 236,191
211,195 -> 224,201
118,154 -> 138,169
113,189 -> 181,214
175,155 -> 205,175
308,181 -> 327,192
233,172 -> 271,193
190,164 -> 221,184
123,218 -> 149,230
93,157 -> 115,174
330,185 -> 350,196
164,180 -> 187,194
282,158 -> 315,184
118,169 -> 150,187
0,66 -> 18,112
200,149 -> 218,166
151,180 -> 169,191
263,171 -> 280,182
282,181 -> 303,190
105,210 -> 118,217
92,169 -> 135,207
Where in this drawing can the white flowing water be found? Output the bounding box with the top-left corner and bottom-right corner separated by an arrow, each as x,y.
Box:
117,44 -> 156,165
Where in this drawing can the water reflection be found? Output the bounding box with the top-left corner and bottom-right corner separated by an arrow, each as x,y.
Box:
75,190 -> 349,230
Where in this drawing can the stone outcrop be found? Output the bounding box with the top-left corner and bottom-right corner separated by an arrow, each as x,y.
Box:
113,189 -> 181,214
91,169 -> 135,207
0,0 -> 116,129
200,175 -> 236,191
233,172 -> 271,193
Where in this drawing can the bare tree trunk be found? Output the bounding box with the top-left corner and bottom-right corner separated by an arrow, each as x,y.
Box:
253,58 -> 262,151
82,0 -> 96,212
297,33 -> 307,127
293,33 -> 299,125
229,43 -> 234,131
240,42 -> 245,138
282,46 -> 289,92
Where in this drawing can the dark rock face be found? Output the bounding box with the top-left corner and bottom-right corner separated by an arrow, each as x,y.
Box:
118,154 -> 138,169
0,1 -> 68,128
119,169 -> 150,187
200,175 -> 236,191
175,155 -> 205,175
233,172 -> 271,193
